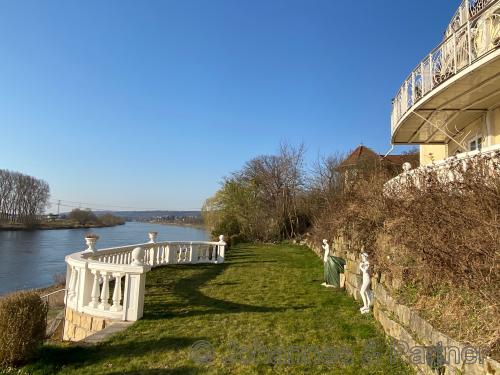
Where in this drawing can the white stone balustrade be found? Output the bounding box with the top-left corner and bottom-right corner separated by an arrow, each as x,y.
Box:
65,234 -> 226,322
384,145 -> 500,193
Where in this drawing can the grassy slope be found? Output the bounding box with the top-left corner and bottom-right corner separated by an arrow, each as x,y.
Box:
23,243 -> 411,374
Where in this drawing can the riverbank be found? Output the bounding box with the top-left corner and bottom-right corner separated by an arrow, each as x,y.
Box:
0,221 -> 125,231
143,220 -> 206,230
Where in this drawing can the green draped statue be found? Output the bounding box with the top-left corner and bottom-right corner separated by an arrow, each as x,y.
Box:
321,239 -> 346,288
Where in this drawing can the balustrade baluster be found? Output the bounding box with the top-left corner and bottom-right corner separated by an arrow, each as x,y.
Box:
411,72 -> 415,106
166,244 -> 171,264
453,32 -> 457,74
110,273 -> 123,312
149,247 -> 153,265
98,272 -> 110,310
429,53 -> 433,90
189,243 -> 196,264
88,270 -> 100,308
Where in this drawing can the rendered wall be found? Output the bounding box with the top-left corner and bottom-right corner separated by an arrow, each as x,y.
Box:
419,145 -> 448,166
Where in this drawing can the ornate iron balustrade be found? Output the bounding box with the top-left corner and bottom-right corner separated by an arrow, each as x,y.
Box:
391,0 -> 500,134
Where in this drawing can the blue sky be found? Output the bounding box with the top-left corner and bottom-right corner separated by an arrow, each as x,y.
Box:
0,0 -> 459,210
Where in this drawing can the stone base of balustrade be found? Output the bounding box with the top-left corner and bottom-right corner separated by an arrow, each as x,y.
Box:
63,307 -> 116,342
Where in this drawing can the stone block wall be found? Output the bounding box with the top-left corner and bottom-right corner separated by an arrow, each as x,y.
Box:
63,307 -> 110,341
305,237 -> 500,374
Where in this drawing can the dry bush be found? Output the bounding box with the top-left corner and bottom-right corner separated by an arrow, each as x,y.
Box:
310,169 -> 390,251
382,153 -> 500,356
0,291 -> 48,367
311,153 -> 500,357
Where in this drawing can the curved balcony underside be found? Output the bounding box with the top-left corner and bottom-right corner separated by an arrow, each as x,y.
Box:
392,50 -> 500,144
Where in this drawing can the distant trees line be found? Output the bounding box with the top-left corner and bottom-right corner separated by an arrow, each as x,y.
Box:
67,209 -> 125,226
0,169 -> 50,226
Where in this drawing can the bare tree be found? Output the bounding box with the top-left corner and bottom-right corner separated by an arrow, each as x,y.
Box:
0,169 -> 50,226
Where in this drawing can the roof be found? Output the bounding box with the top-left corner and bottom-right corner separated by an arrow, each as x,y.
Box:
383,154 -> 417,165
338,145 -> 418,170
337,146 -> 380,169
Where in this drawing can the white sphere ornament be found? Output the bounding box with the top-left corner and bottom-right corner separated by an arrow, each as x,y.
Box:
402,162 -> 412,172
131,247 -> 145,266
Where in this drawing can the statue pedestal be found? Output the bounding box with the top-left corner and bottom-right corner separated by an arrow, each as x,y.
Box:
321,282 -> 335,288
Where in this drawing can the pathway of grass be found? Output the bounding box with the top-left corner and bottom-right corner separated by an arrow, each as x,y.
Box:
23,243 -> 412,374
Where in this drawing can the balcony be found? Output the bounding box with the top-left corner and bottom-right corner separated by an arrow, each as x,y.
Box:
391,0 -> 500,144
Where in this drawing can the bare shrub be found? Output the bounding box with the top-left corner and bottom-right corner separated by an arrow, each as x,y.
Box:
311,152 -> 500,357
0,291 -> 48,367
203,143 -> 307,242
383,153 -> 499,295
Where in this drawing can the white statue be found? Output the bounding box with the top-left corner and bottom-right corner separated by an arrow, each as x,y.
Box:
322,239 -> 330,263
321,239 -> 333,287
359,249 -> 372,314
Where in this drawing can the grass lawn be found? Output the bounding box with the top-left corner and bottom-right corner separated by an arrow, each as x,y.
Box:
22,243 -> 412,374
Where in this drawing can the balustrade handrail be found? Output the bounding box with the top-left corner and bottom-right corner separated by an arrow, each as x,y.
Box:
391,0 -> 500,134
78,240 -> 223,260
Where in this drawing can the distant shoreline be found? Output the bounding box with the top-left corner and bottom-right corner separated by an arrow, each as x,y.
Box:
143,221 -> 206,230
0,221 -> 125,231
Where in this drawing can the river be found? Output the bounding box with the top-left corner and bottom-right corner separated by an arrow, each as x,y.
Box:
0,221 -> 209,295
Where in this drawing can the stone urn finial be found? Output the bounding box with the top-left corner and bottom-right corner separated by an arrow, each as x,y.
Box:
148,231 -> 158,243
131,247 -> 145,266
219,235 -> 225,243
84,234 -> 99,252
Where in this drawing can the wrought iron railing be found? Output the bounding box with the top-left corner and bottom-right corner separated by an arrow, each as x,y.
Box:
391,0 -> 500,134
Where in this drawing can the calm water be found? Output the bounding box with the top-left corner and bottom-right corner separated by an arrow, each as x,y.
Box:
0,222 -> 209,295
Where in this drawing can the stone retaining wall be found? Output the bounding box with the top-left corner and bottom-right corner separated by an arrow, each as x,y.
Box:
305,238 -> 500,374
63,307 -> 111,341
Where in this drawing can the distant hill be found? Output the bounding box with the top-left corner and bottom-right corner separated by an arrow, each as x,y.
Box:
61,210 -> 201,222
105,211 -> 201,221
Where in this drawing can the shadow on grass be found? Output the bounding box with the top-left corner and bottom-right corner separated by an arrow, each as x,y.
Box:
143,255 -> 310,320
107,368 -> 201,375
27,336 -> 205,373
